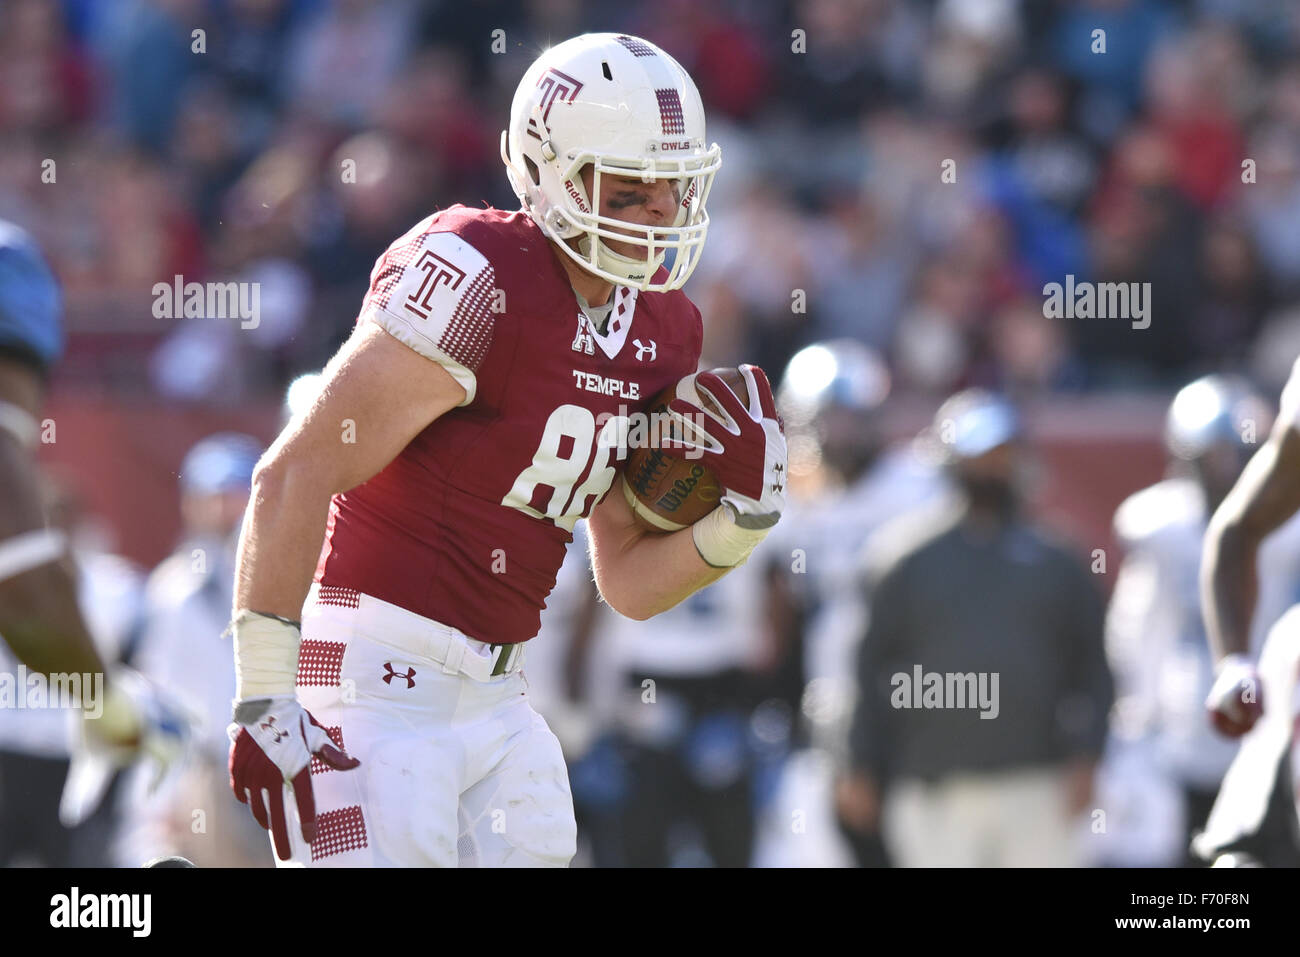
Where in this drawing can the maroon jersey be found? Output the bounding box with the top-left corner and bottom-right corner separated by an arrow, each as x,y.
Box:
314,205 -> 702,643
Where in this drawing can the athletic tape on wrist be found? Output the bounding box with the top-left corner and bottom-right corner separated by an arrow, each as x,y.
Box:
692,504 -> 770,568
231,609 -> 302,700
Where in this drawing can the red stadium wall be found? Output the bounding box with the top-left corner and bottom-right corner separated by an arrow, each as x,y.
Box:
37,398 -> 282,567
36,397 -> 1171,584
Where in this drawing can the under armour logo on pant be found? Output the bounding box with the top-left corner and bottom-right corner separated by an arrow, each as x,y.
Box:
382,662 -> 416,688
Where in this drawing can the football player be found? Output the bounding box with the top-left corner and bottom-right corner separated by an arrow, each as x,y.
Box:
0,220 -> 103,688
115,433 -> 269,867
0,219 -> 186,824
1100,375 -> 1300,865
1201,358 -> 1300,736
227,33 -> 788,866
756,340 -> 948,867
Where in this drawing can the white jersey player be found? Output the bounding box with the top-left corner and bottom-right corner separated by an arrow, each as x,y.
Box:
1199,357 -> 1300,860
754,341 -> 948,867
115,434 -> 271,867
597,536 -> 779,867
1095,375 -> 1300,865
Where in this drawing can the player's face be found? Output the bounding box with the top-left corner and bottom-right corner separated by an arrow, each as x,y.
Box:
579,166 -> 680,262
817,405 -> 880,481
953,441 -> 1024,516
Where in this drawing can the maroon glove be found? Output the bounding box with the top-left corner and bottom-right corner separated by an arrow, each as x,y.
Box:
228,697 -> 359,860
665,365 -> 785,510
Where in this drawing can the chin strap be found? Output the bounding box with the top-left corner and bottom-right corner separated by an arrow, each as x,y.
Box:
576,231 -> 665,286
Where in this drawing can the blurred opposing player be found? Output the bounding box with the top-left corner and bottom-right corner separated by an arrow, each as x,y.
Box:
227,34 -> 788,866
1099,375 -> 1300,865
0,220 -> 103,685
0,219 -> 186,824
754,340 -> 948,867
0,474 -> 147,866
1202,358 -> 1300,735
1200,360 -> 1300,862
589,533 -> 782,867
117,433 -> 270,867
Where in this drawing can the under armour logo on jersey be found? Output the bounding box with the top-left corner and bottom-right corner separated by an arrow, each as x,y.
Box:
633,338 -> 657,362
382,662 -> 416,688
259,716 -> 289,743
571,315 -> 595,355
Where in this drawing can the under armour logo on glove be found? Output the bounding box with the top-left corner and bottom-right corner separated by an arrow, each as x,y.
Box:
382,662 -> 417,688
259,716 -> 289,744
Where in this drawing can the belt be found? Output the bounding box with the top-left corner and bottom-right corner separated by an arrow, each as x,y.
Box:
305,583 -> 526,682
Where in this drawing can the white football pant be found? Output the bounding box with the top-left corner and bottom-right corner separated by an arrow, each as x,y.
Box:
276,585 -> 576,867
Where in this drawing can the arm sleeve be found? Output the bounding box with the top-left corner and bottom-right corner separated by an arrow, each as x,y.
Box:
1057,553 -> 1114,758
359,229 -> 498,406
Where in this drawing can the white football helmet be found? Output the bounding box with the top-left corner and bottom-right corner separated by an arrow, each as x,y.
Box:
501,33 -> 722,292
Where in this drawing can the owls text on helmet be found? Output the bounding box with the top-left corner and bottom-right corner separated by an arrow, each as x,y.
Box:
501,33 -> 721,292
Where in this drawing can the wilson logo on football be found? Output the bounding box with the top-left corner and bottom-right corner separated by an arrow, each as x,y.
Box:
382,662 -> 416,689
404,250 -> 466,320
656,464 -> 718,513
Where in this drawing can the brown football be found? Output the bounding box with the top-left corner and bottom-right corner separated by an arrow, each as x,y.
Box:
621,367 -> 749,533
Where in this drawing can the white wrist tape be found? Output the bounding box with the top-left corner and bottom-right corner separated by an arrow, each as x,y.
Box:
0,527 -> 68,583
231,610 -> 302,700
692,504 -> 771,568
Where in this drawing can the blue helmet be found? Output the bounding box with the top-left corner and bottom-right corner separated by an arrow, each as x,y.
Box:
179,432 -> 263,496
932,389 -> 1023,461
776,339 -> 891,432
0,219 -> 63,370
1165,375 -> 1268,462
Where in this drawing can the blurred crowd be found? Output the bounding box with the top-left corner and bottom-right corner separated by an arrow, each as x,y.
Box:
5,0 -> 1300,400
